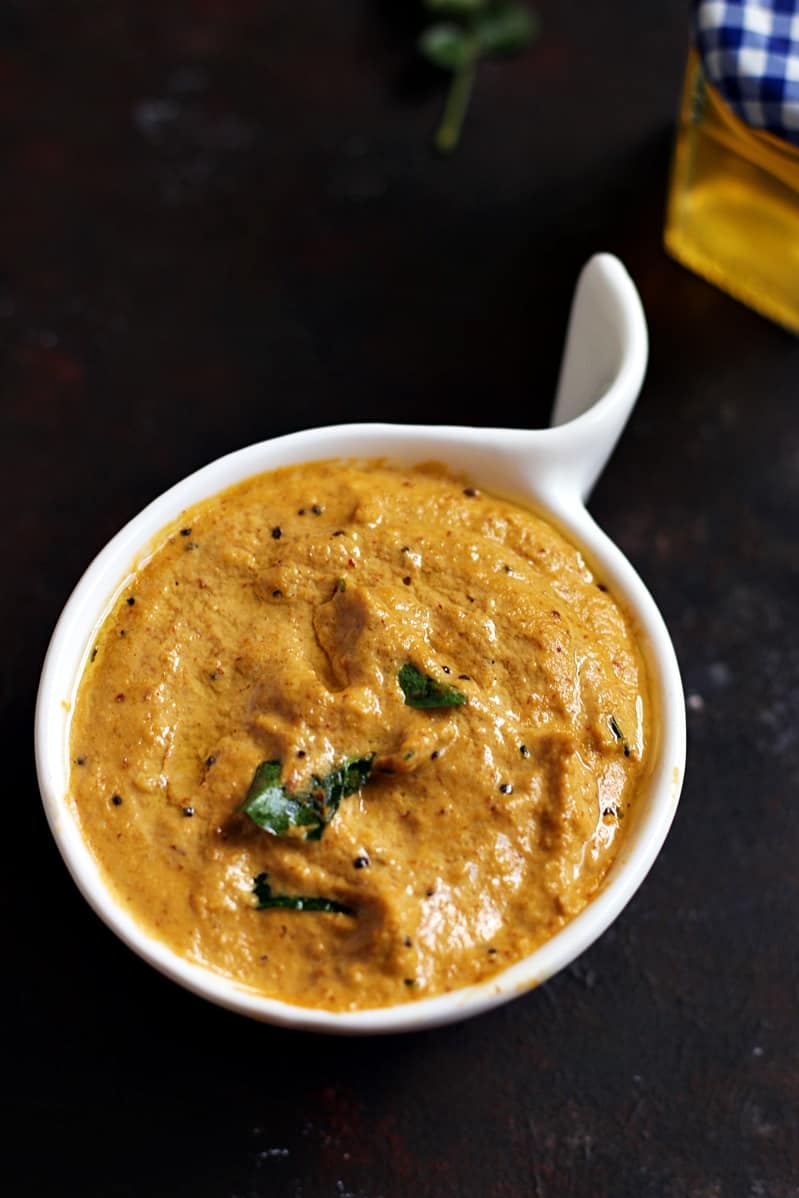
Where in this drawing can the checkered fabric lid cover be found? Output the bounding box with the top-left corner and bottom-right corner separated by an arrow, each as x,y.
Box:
695,0 -> 799,144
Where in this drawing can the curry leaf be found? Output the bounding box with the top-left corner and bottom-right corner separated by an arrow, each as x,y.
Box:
399,663 -> 467,708
475,3 -> 538,55
418,0 -> 539,153
419,23 -> 471,71
608,715 -> 632,757
241,755 -> 375,840
425,0 -> 489,14
241,760 -> 322,837
252,873 -> 354,915
304,755 -> 376,840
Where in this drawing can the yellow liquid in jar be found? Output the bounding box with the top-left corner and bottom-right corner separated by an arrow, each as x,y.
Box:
664,48 -> 799,335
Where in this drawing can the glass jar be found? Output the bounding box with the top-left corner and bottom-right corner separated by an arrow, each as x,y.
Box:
664,46 -> 799,335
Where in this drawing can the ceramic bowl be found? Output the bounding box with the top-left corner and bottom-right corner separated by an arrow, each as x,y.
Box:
34,254 -> 686,1034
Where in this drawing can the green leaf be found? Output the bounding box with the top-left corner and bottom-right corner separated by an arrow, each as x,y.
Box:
608,715 -> 632,757
398,663 -> 467,709
241,760 -> 322,837
304,755 -> 376,839
424,0 -> 489,13
241,755 -> 375,840
418,23 -> 472,72
252,873 -> 353,915
475,4 -> 538,56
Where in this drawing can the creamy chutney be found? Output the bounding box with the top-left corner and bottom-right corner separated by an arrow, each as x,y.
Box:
68,460 -> 651,1011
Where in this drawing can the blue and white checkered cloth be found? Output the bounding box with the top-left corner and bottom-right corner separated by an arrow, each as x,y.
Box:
695,0 -> 799,144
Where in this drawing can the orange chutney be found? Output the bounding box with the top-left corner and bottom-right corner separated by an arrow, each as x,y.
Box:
69,460 -> 650,1011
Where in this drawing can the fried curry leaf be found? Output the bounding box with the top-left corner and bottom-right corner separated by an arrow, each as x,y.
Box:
398,663 -> 467,709
241,760 -> 322,837
608,715 -> 632,757
252,873 -> 354,915
305,755 -> 376,840
241,755 -> 375,841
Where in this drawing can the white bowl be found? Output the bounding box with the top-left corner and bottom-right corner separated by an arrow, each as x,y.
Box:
34,254 -> 686,1034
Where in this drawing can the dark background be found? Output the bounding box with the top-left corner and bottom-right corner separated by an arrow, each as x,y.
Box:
4,1 -> 798,1194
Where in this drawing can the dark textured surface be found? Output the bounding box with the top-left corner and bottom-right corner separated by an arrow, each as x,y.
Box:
4,2 -> 799,1195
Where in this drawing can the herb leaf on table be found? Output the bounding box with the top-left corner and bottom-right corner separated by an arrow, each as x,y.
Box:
418,0 -> 539,152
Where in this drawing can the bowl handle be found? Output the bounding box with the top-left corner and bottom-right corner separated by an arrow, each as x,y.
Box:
547,253 -> 649,503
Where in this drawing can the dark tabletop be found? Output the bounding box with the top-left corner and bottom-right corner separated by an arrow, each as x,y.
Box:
4,2 -> 798,1194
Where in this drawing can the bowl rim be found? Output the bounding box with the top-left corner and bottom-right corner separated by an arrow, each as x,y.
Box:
34,423 -> 686,1034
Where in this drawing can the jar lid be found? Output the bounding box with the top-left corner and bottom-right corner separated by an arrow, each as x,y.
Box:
695,0 -> 799,145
